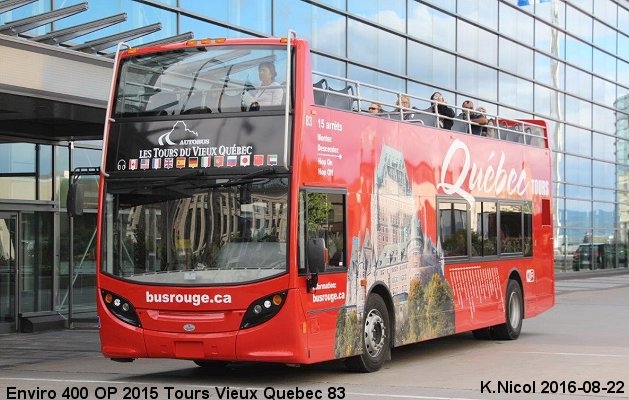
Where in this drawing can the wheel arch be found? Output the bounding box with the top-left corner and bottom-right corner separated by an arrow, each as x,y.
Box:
367,282 -> 395,349
507,269 -> 525,317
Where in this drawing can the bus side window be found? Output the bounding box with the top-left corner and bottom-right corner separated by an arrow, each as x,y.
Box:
298,190 -> 347,274
438,200 -> 469,257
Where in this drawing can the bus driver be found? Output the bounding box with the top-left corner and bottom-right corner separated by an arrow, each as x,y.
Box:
244,61 -> 284,108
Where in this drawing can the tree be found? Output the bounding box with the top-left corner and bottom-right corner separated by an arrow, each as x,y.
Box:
307,193 -> 332,234
335,308 -> 361,357
405,277 -> 426,342
424,273 -> 455,338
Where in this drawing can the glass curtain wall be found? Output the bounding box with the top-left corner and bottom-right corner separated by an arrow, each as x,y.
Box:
7,0 -> 629,275
0,140 -> 100,325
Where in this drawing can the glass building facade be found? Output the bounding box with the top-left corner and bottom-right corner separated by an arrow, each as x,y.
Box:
1,0 -> 628,330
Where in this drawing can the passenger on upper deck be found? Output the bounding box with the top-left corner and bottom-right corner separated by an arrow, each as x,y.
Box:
476,105 -> 495,137
244,62 -> 284,109
396,95 -> 414,120
458,100 -> 488,135
427,92 -> 455,130
368,102 -> 384,114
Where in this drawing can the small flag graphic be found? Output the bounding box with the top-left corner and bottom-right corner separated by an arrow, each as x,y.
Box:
240,155 -> 250,167
152,158 -> 161,169
189,157 -> 199,168
214,156 -> 224,167
267,154 -> 278,166
254,154 -> 264,166
201,156 -> 210,168
129,159 -> 138,170
176,157 -> 186,169
164,158 -> 174,169
227,156 -> 238,167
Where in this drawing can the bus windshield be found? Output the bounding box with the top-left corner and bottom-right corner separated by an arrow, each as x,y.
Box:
101,176 -> 289,285
114,45 -> 288,117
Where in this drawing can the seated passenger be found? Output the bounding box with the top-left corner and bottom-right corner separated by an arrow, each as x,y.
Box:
243,61 -> 284,109
368,102 -> 384,114
455,100 -> 470,120
476,106 -> 494,136
459,100 -> 488,135
396,95 -> 413,119
426,92 -> 455,130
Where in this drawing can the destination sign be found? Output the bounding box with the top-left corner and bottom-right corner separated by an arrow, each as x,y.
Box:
105,115 -> 290,177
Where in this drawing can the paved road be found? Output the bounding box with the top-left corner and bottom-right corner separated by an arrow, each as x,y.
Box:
1,273 -> 629,400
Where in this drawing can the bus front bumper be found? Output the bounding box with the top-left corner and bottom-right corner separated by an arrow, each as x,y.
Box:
99,292 -> 310,364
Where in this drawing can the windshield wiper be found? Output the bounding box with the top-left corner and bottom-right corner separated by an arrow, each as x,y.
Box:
220,167 -> 277,186
114,167 -> 279,193
179,167 -> 277,185
187,167 -> 278,189
217,64 -> 234,113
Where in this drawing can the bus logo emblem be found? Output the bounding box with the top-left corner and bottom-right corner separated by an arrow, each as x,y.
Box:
526,269 -> 535,283
158,121 -> 198,146
183,323 -> 196,332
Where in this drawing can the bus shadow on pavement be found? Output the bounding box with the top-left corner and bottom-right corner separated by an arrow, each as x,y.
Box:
115,333 -> 485,384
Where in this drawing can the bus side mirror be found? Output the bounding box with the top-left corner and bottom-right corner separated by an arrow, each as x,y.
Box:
67,182 -> 85,217
306,238 -> 326,292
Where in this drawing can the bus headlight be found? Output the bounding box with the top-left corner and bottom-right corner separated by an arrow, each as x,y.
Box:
101,290 -> 141,327
240,291 -> 287,329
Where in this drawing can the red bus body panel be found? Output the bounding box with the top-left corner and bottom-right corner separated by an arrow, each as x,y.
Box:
295,105 -> 554,343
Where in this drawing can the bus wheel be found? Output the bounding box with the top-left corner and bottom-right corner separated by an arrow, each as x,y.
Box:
492,280 -> 523,340
346,294 -> 390,372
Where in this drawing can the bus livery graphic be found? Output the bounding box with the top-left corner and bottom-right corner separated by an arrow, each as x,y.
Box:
335,144 -> 455,358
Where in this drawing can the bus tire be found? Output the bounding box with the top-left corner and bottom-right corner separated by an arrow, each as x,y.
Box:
346,294 -> 390,372
492,279 -> 523,340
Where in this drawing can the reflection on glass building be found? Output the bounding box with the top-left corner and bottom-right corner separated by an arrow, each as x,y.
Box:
105,181 -> 289,284
1,0 -> 628,331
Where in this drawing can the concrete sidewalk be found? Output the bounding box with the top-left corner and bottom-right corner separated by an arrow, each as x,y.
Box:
555,271 -> 629,294
1,272 -> 628,369
0,328 -> 100,368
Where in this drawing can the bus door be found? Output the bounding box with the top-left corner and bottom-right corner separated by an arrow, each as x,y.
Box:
298,190 -> 349,360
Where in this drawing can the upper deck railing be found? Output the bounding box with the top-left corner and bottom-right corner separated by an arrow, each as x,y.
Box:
311,71 -> 547,149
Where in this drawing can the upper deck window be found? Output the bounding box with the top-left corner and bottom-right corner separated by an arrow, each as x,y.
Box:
114,45 -> 288,118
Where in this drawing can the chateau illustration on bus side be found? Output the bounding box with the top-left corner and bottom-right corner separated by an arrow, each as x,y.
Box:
336,145 -> 454,357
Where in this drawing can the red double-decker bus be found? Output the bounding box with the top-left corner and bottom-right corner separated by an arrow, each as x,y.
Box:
79,32 -> 554,372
